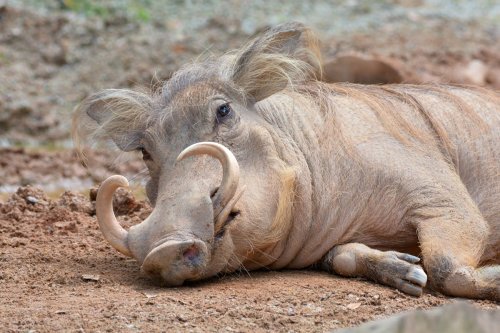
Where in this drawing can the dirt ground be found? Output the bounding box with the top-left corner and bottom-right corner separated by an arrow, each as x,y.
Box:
1,186 -> 498,332
1,1 -> 499,332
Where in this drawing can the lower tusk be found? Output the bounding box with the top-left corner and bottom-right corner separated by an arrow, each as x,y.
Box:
95,175 -> 132,257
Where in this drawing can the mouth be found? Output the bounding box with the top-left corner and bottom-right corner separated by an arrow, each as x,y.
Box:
212,185 -> 246,242
214,209 -> 240,241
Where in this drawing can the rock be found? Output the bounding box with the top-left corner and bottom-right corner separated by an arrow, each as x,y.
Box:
25,196 -> 38,204
81,274 -> 100,282
346,303 -> 361,310
322,54 -> 404,84
176,314 -> 188,322
462,60 -> 488,86
486,68 -> 500,89
447,60 -> 489,86
143,290 -> 159,298
463,60 -> 488,85
333,302 -> 499,333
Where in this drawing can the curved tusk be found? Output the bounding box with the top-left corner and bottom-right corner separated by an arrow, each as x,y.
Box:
176,142 -> 240,216
95,175 -> 132,257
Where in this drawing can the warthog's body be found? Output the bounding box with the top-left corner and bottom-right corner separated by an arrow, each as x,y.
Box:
74,23 -> 500,300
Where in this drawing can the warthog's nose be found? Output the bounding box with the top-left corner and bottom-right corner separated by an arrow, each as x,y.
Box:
141,238 -> 209,286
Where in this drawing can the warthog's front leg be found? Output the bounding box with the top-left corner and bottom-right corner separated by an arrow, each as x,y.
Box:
406,178 -> 500,301
321,243 -> 427,296
416,216 -> 500,301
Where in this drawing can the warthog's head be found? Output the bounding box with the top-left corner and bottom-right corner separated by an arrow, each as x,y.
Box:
73,23 -> 320,285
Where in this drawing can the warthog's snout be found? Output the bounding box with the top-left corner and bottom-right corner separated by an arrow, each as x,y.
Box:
141,238 -> 209,286
95,142 -> 242,285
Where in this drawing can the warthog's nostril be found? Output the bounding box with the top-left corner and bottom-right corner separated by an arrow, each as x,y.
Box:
141,239 -> 209,285
183,245 -> 200,262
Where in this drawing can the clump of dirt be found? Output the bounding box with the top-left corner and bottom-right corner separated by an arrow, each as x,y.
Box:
89,185 -> 150,218
0,185 -> 86,241
58,190 -> 95,214
0,184 -> 150,241
0,187 -> 498,332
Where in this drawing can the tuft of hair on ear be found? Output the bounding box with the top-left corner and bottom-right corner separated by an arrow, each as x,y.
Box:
72,88 -> 154,161
231,22 -> 322,103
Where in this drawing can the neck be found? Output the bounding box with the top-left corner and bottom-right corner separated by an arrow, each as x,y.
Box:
252,88 -> 343,268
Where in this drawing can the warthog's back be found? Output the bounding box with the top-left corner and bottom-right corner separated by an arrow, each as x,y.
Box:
393,86 -> 500,219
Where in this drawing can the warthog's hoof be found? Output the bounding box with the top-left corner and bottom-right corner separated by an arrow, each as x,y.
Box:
325,244 -> 427,297
370,251 -> 427,296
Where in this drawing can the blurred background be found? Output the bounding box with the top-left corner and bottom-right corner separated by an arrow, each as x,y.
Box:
0,0 -> 499,199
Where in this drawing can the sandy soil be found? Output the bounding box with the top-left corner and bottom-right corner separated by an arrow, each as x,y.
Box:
1,1 -> 499,332
1,186 -> 497,332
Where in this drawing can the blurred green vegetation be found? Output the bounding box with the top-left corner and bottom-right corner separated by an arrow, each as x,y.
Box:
60,0 -> 151,21
60,0 -> 111,18
0,52 -> 9,65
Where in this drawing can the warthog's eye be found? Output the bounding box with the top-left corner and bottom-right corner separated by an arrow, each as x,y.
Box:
140,147 -> 152,161
216,103 -> 232,122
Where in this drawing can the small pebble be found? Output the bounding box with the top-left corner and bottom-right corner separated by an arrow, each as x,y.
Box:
26,196 -> 38,204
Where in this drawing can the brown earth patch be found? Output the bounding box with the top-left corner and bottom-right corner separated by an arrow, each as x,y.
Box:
0,187 -> 498,332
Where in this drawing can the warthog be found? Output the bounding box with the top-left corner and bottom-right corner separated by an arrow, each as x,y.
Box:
73,23 -> 500,300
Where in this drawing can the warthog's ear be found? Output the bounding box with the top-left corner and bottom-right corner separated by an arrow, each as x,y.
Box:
72,89 -> 153,152
232,22 -> 321,102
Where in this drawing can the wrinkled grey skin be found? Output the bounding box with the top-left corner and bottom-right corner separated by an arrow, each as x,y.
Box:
74,23 -> 500,300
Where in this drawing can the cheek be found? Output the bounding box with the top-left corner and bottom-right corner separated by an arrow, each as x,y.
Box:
232,166 -> 293,247
233,173 -> 282,233
235,143 -> 286,229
